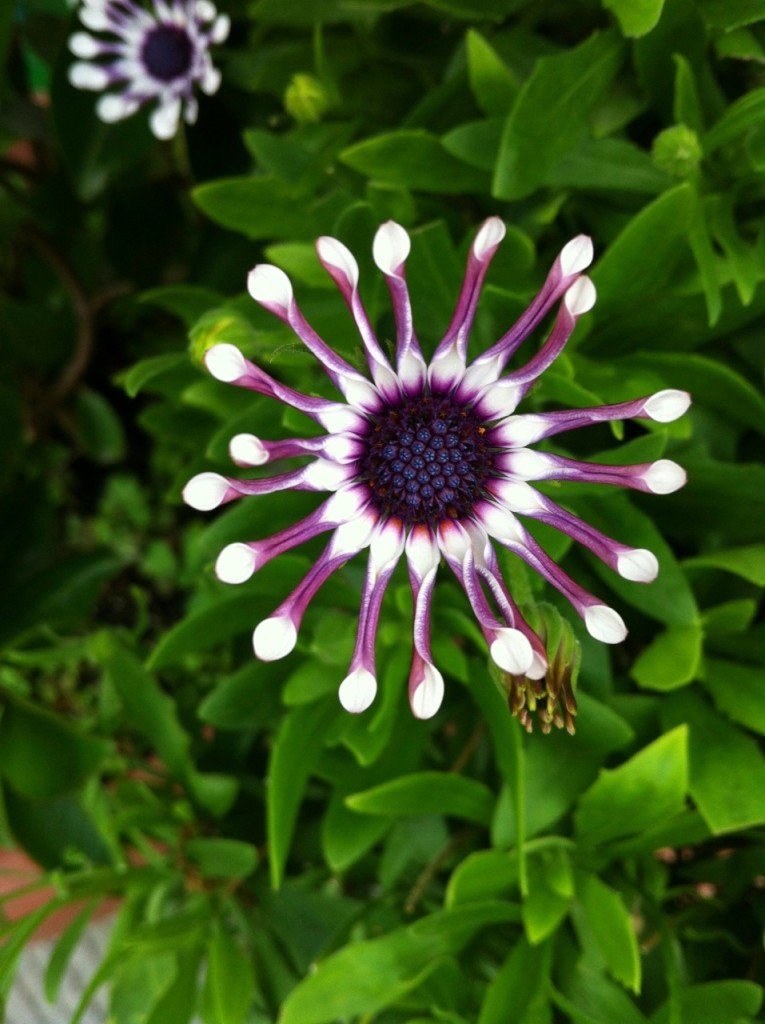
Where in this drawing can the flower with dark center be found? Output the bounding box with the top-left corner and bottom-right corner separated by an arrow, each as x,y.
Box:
183,219 -> 690,720
68,0 -> 229,139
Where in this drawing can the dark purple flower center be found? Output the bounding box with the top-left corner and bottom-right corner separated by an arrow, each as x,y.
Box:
141,24 -> 194,82
358,394 -> 496,525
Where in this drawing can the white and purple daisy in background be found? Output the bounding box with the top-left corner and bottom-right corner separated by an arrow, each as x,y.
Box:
68,0 -> 229,139
183,218 -> 691,721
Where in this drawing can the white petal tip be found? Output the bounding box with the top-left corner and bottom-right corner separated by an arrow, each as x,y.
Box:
253,617 -> 297,661
211,13 -> 230,42
96,93 -> 137,123
526,652 -> 548,681
247,264 -> 293,311
338,668 -> 377,714
204,343 -> 247,383
372,221 -> 410,275
495,480 -> 545,514
69,32 -> 100,58
215,543 -> 257,584
643,459 -> 687,495
149,99 -> 181,140
410,665 -> 445,720
229,433 -> 269,466
490,629 -> 534,675
560,234 -> 594,277
316,237 -> 359,288
68,62 -> 109,90
182,472 -> 229,511
564,276 -> 596,317
617,548 -> 659,583
644,389 -> 692,423
473,217 -> 506,261
584,605 -> 627,644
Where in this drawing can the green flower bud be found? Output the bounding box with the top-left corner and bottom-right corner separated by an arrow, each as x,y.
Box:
284,73 -> 331,124
651,124 -> 703,179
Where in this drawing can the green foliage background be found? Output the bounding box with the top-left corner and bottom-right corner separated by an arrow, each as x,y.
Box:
2,0 -> 765,1020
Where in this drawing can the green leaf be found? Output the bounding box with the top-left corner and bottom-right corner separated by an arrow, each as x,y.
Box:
95,637 -> 237,816
478,938 -> 550,1023
651,980 -> 763,1024
465,29 -> 518,116
121,353 -> 190,398
185,838 -> 258,880
697,0 -> 765,30
341,130 -> 489,193
546,138 -> 670,194
602,0 -> 665,36
0,699 -> 110,799
705,87 -> 765,153
522,849 -> 573,945
575,873 -> 641,993
493,30 -> 624,199
201,923 -> 256,1024
109,952 -> 178,1024
192,176 -> 319,240
74,388 -> 126,464
140,285 -> 222,326
198,660 -> 284,731
591,183 -> 693,306
346,772 -> 495,825
148,558 -> 308,669
575,495 -> 699,627
700,658 -> 765,735
44,900 -> 99,1003
575,727 -> 688,847
278,902 -> 519,1024
631,623 -> 703,691
268,698 -> 339,888
662,692 -> 765,833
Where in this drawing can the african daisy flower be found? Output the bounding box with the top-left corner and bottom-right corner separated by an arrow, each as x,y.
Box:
68,0 -> 229,139
183,218 -> 690,720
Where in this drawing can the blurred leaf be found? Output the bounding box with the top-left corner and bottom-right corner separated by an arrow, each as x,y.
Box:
700,658 -> 765,735
341,130 -> 489,193
201,923 -> 256,1024
602,0 -> 665,36
74,387 -> 127,464
279,902 -> 520,1024
0,699 -> 111,799
591,184 -> 693,306
575,495 -> 699,626
631,623 -> 703,691
705,87 -> 765,153
148,558 -> 308,669
121,353 -> 191,398
522,849 -> 573,945
697,0 -> 765,29
493,30 -> 623,199
651,980 -> 763,1023
268,698 -> 339,888
44,900 -> 100,1003
346,772 -> 495,825
662,692 -> 765,833
193,176 -> 320,240
575,873 -> 641,992
96,637 -> 237,816
185,838 -> 258,880
0,551 -> 121,649
575,727 -> 688,847
478,938 -> 550,1023
465,29 -> 518,116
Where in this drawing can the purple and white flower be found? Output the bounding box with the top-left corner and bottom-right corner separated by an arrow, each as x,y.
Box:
68,0 -> 229,139
183,218 -> 690,720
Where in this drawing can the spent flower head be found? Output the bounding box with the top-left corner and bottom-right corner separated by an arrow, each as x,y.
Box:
183,218 -> 690,720
68,0 -> 229,139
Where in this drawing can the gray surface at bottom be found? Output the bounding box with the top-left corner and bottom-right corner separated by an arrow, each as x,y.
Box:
6,917 -> 112,1024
